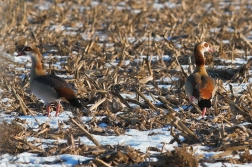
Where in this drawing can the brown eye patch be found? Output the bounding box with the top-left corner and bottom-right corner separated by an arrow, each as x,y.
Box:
204,43 -> 209,47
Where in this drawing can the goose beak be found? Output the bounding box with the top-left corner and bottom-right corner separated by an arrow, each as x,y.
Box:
17,50 -> 26,56
208,48 -> 214,52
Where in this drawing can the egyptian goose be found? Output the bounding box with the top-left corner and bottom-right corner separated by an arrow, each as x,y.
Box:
185,42 -> 215,117
17,46 -> 82,117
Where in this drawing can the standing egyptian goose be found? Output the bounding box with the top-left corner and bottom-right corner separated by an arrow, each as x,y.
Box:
17,46 -> 82,117
185,42 -> 215,117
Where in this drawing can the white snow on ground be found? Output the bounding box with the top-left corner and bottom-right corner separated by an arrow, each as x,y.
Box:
0,112 -> 252,166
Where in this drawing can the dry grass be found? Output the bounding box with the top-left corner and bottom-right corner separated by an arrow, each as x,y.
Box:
0,0 -> 252,166
0,120 -> 30,154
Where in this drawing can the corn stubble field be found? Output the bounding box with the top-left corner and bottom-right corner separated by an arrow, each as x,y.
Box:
0,0 -> 252,166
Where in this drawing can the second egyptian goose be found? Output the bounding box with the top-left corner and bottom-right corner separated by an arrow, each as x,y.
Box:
185,42 -> 215,117
17,46 -> 82,117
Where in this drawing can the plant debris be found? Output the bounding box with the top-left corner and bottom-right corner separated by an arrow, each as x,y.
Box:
0,0 -> 252,166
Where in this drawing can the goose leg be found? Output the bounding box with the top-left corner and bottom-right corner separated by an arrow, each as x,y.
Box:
55,102 -> 60,116
202,107 -> 206,117
190,96 -> 198,103
46,104 -> 51,117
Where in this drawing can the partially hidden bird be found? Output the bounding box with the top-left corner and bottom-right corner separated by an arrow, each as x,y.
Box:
17,46 -> 82,117
185,41 -> 216,117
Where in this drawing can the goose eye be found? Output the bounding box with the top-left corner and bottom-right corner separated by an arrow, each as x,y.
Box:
25,47 -> 31,51
204,43 -> 209,47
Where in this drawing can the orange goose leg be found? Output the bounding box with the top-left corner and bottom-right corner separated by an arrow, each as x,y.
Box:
46,104 -> 51,117
202,108 -> 206,117
189,96 -> 197,103
55,102 -> 60,117
189,96 -> 207,116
